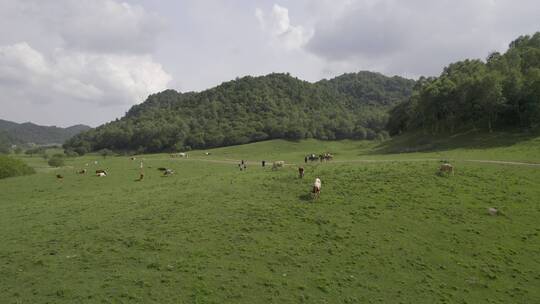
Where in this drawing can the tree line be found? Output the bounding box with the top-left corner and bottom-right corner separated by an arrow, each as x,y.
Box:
388,32 -> 540,135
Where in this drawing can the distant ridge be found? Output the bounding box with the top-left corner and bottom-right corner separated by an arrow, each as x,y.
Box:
0,119 -> 92,145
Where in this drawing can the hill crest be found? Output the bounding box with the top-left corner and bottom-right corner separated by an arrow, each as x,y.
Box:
65,71 -> 415,153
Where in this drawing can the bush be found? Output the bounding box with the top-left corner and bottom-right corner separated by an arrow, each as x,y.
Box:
48,156 -> 65,167
99,148 -> 115,158
64,149 -> 79,157
0,155 -> 35,179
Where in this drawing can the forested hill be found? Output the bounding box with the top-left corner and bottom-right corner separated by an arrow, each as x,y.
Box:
387,32 -> 540,135
65,72 -> 415,154
0,119 -> 91,145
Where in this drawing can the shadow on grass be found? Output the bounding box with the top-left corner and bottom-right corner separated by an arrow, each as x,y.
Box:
299,193 -> 314,202
371,129 -> 540,155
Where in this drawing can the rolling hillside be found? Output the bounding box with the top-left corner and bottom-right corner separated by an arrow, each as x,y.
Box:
2,136 -> 539,303
0,119 -> 91,145
65,71 -> 415,153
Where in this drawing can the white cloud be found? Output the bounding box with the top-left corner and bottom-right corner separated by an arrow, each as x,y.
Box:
2,0 -> 540,127
0,43 -> 171,106
0,0 -> 172,126
54,0 -> 164,54
255,4 -> 313,50
306,0 -> 540,77
0,0 -> 164,54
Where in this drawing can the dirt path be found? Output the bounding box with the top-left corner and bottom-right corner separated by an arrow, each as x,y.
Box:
464,159 -> 540,167
149,157 -> 540,168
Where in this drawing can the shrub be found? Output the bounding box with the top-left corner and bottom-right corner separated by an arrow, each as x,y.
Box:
99,148 -> 115,158
0,155 -> 35,179
64,149 -> 79,157
48,156 -> 65,167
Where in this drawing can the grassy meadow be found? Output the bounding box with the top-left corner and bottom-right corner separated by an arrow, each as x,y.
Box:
1,133 -> 540,303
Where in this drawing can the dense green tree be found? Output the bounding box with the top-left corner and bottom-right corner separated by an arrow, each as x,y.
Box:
388,32 -> 540,135
66,72 -> 415,152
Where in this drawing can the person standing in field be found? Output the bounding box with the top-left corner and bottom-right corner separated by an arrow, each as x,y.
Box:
139,160 -> 144,180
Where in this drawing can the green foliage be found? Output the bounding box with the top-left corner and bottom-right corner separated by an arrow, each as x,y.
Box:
388,32 -> 540,135
63,149 -> 79,157
47,155 -> 64,167
0,131 -> 14,154
0,155 -> 35,179
41,152 -> 49,160
65,72 -> 414,153
99,148 -> 114,158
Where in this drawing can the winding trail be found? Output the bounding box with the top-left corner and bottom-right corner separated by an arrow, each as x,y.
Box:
150,157 -> 540,168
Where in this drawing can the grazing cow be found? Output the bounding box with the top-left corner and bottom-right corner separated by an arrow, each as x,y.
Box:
298,167 -> 305,178
164,169 -> 174,176
170,153 -> 187,158
96,172 -> 106,177
439,163 -> 454,175
96,169 -> 107,175
319,153 -> 333,162
307,154 -> 318,162
56,174 -> 64,180
312,178 -> 322,199
204,152 -> 211,156
272,161 -> 285,170
139,173 -> 144,181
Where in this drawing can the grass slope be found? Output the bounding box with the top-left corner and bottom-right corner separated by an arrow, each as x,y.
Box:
1,135 -> 539,303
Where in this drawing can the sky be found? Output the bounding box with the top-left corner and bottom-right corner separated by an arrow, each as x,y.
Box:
0,0 -> 539,127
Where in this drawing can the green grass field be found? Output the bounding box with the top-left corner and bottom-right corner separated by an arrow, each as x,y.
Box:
1,133 -> 540,303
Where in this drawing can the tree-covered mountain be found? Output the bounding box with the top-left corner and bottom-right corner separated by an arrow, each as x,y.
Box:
387,32 -> 540,135
65,72 -> 415,154
0,119 -> 91,145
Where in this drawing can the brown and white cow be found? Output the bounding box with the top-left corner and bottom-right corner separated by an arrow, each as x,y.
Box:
439,163 -> 454,175
272,161 -> 285,170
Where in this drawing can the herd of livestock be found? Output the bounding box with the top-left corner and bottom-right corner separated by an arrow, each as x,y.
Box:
55,151 -> 454,199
